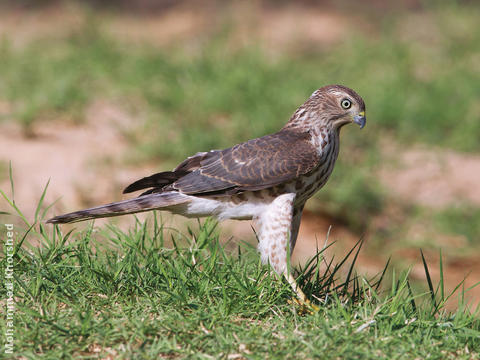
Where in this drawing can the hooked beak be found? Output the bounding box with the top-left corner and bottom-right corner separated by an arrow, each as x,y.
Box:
353,111 -> 366,129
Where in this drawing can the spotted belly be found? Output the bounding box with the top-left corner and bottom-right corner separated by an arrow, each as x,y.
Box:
292,166 -> 334,204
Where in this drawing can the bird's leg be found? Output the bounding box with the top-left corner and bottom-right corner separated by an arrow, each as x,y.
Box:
285,272 -> 306,302
257,194 -> 296,276
284,271 -> 319,313
257,198 -> 317,311
285,204 -> 319,312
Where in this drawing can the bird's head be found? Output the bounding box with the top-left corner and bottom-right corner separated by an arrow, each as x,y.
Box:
287,85 -> 366,131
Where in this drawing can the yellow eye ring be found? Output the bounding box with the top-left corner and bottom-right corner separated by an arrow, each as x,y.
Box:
341,99 -> 352,109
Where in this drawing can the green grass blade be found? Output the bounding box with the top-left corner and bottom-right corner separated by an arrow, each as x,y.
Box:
34,179 -> 50,222
420,249 -> 437,310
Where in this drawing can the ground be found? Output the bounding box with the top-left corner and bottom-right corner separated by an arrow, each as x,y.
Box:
0,0 -> 480,316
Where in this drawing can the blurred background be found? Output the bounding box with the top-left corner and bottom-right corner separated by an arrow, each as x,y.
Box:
0,0 -> 479,305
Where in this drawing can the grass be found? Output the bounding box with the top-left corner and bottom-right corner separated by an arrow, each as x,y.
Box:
1,189 -> 480,359
1,3 -> 480,357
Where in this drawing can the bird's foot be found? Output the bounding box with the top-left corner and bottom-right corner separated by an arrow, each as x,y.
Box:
284,272 -> 319,314
289,297 -> 320,315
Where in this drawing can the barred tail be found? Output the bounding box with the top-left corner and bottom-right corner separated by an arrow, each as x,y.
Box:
46,192 -> 190,224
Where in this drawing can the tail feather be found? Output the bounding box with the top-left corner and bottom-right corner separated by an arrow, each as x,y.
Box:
47,192 -> 189,224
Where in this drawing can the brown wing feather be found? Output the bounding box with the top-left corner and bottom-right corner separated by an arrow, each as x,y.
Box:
169,129 -> 319,195
123,151 -> 220,194
123,171 -> 186,194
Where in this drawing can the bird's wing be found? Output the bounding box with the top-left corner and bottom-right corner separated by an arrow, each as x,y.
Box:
170,129 -> 320,195
123,129 -> 319,196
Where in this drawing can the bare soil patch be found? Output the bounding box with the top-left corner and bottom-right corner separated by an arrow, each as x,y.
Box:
380,145 -> 480,208
0,100 -> 152,220
0,2 -> 357,52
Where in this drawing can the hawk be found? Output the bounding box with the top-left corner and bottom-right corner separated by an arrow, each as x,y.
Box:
48,84 -> 366,304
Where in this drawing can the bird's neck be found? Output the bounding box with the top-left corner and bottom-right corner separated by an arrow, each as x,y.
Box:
283,105 -> 337,133
307,126 -> 338,155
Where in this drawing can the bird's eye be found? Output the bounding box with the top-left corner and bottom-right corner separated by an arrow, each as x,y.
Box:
341,99 -> 352,109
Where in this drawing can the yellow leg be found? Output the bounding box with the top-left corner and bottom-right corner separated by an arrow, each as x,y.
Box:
284,272 -> 319,313
285,272 -> 307,302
